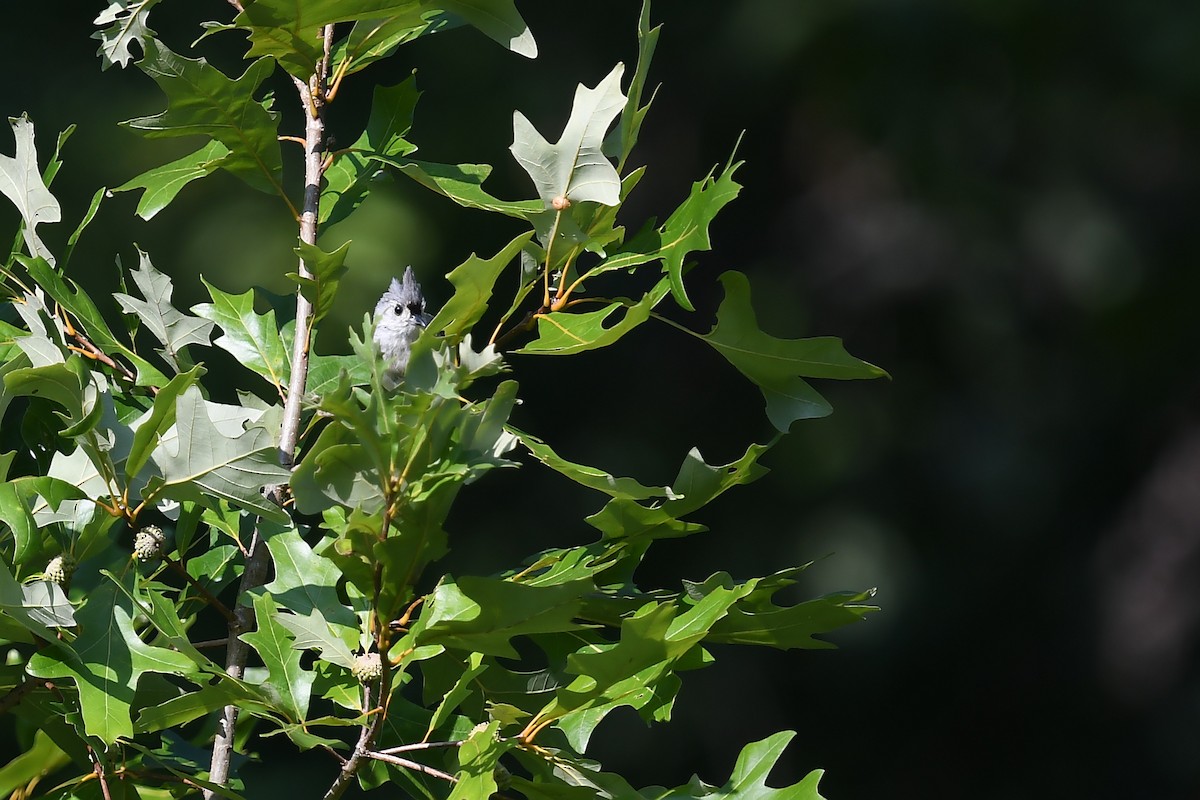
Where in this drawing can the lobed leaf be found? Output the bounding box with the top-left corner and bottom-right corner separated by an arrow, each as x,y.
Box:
192,279 -> 290,396
92,0 -> 161,69
0,115 -> 61,265
702,271 -> 888,431
149,386 -> 291,522
25,581 -> 197,745
114,248 -> 214,372
123,39 -> 283,197
511,64 -> 626,207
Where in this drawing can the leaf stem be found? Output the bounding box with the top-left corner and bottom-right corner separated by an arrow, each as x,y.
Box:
542,209 -> 563,308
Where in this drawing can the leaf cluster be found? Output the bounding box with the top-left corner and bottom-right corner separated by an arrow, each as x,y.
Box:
0,3 -> 886,799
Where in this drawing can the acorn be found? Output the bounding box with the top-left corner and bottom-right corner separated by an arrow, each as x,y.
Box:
45,554 -> 76,585
133,526 -> 166,562
351,652 -> 383,683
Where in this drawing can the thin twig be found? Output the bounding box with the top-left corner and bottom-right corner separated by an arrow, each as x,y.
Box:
376,740 -> 462,756
364,750 -> 459,784
88,746 -> 115,800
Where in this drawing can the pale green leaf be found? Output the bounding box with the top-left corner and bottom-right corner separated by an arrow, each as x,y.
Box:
0,115 -> 60,265
149,386 -> 290,521
510,64 -> 625,207
114,248 -> 214,371
93,0 -> 161,69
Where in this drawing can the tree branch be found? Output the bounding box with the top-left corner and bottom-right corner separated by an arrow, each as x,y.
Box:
204,23 -> 334,800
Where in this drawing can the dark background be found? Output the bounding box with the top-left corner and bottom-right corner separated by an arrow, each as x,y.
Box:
6,1 -> 1200,797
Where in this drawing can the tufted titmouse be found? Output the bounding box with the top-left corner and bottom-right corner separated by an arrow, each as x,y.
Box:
373,266 -> 433,388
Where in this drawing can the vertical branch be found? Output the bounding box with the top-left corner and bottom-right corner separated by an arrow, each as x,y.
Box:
204,24 -> 334,800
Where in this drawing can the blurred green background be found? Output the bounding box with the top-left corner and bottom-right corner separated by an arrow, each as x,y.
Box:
6,1 -> 1200,797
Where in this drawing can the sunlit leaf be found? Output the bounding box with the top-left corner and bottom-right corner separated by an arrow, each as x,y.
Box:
114,248 -> 214,371
516,275 -> 671,355
414,576 -> 591,658
149,386 -> 290,522
427,231 -> 534,343
93,0 -> 160,69
241,593 -> 314,722
511,64 -> 625,207
0,115 -> 60,265
192,280 -> 290,396
26,581 -> 197,745
322,78 -> 419,227
289,240 -> 351,326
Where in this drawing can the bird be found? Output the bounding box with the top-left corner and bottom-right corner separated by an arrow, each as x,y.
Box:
373,266 -> 433,389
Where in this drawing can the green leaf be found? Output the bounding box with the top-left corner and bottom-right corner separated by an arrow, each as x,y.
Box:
702,271 -> 888,431
449,721 -> 508,800
149,386 -> 291,522
241,593 -> 314,722
63,186 -> 107,269
699,571 -> 878,650
538,595 -> 743,750
0,731 -> 70,797
26,581 -> 197,745
113,139 -> 231,220
0,115 -> 60,265
259,528 -> 358,669
414,576 -> 590,658
332,12 -> 454,78
427,231 -> 535,343
126,364 -> 204,483
603,157 -> 743,312
652,732 -> 827,800
384,157 -> 543,217
93,0 -> 161,69
321,78 -> 419,227
289,240 -> 351,326
114,248 -> 214,371
124,39 -> 283,196
516,275 -> 672,355
426,651 -> 487,738
514,428 -> 673,500
192,280 -> 290,396
606,1 -> 660,170
511,64 -> 625,207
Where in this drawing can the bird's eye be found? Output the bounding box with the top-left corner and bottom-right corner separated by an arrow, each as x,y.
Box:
393,303 -> 405,316
406,302 -> 423,315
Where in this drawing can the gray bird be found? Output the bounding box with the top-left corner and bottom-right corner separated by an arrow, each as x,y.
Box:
374,266 -> 433,389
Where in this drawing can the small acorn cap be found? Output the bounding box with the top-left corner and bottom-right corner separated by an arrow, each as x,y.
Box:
45,554 -> 77,585
551,194 -> 571,210
133,525 -> 166,562
351,652 -> 383,683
